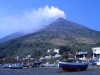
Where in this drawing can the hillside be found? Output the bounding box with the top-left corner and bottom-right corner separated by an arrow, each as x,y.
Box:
0,18 -> 100,58
0,29 -> 38,44
0,31 -> 25,44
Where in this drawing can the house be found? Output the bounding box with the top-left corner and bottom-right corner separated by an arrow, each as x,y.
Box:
92,47 -> 100,54
47,48 -> 60,54
47,49 -> 52,53
45,55 -> 52,59
46,48 -> 61,59
92,47 -> 100,60
54,54 -> 61,58
54,48 -> 60,54
92,47 -> 100,65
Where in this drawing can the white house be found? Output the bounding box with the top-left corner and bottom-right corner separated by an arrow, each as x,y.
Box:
47,48 -> 60,54
45,55 -> 52,59
47,49 -> 52,53
54,54 -> 61,58
92,47 -> 100,65
54,48 -> 60,54
92,47 -> 100,54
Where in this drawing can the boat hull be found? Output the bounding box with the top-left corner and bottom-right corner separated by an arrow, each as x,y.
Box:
32,62 -> 41,67
9,64 -> 23,69
10,66 -> 23,69
59,62 -> 88,72
96,62 -> 100,66
1,64 -> 11,68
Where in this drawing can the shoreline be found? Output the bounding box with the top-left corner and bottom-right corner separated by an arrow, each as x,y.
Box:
0,66 -> 100,75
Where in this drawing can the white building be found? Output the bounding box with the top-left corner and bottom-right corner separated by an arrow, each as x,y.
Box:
45,55 -> 52,59
47,48 -> 60,54
54,48 -> 60,54
92,47 -> 100,54
92,47 -> 100,65
54,54 -> 61,58
47,49 -> 52,53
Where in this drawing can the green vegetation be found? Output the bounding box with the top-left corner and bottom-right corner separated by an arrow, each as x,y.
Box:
0,18 -> 100,58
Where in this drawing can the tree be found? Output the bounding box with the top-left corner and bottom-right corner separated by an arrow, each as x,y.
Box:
49,52 -> 57,56
62,52 -> 69,60
59,46 -> 70,55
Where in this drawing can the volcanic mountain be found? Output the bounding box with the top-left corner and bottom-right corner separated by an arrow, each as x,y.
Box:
0,31 -> 25,44
0,18 -> 100,58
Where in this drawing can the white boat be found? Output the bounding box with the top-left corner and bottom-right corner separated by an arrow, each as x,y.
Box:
1,64 -> 11,68
9,63 -> 23,69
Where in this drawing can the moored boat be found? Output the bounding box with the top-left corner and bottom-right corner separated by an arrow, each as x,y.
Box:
32,62 -> 42,67
1,64 -> 11,68
9,64 -> 23,69
59,62 -> 88,72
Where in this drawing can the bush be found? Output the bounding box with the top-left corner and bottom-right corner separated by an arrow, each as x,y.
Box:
65,59 -> 75,62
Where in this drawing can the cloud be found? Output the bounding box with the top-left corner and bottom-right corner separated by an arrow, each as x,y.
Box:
0,5 -> 66,38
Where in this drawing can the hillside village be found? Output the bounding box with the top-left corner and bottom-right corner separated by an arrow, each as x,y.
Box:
0,47 -> 100,67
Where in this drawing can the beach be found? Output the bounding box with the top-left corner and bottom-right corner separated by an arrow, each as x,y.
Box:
0,66 -> 99,75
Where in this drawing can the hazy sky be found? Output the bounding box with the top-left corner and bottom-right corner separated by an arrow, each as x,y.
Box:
0,0 -> 100,38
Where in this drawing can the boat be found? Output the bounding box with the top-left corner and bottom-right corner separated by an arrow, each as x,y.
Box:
9,64 -> 23,69
75,51 -> 87,61
59,62 -> 88,72
32,62 -> 42,67
23,64 -> 30,68
1,64 -> 11,68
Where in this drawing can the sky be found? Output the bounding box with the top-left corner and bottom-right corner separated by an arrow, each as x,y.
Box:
0,0 -> 100,39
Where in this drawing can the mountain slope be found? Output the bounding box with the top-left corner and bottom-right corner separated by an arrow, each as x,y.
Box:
0,31 -> 25,44
0,18 -> 100,58
44,18 -> 100,44
0,28 -> 39,44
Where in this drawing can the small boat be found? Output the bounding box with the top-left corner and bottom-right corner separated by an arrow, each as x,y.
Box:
1,64 -> 11,68
9,64 -> 23,69
23,64 -> 30,68
32,62 -> 42,67
95,62 -> 100,66
59,62 -> 88,72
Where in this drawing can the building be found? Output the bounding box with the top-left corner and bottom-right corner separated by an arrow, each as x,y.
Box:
54,48 -> 60,54
92,47 -> 100,60
54,54 -> 61,58
45,55 -> 52,59
92,47 -> 100,65
47,48 -> 60,54
47,49 -> 52,53
92,47 -> 100,54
